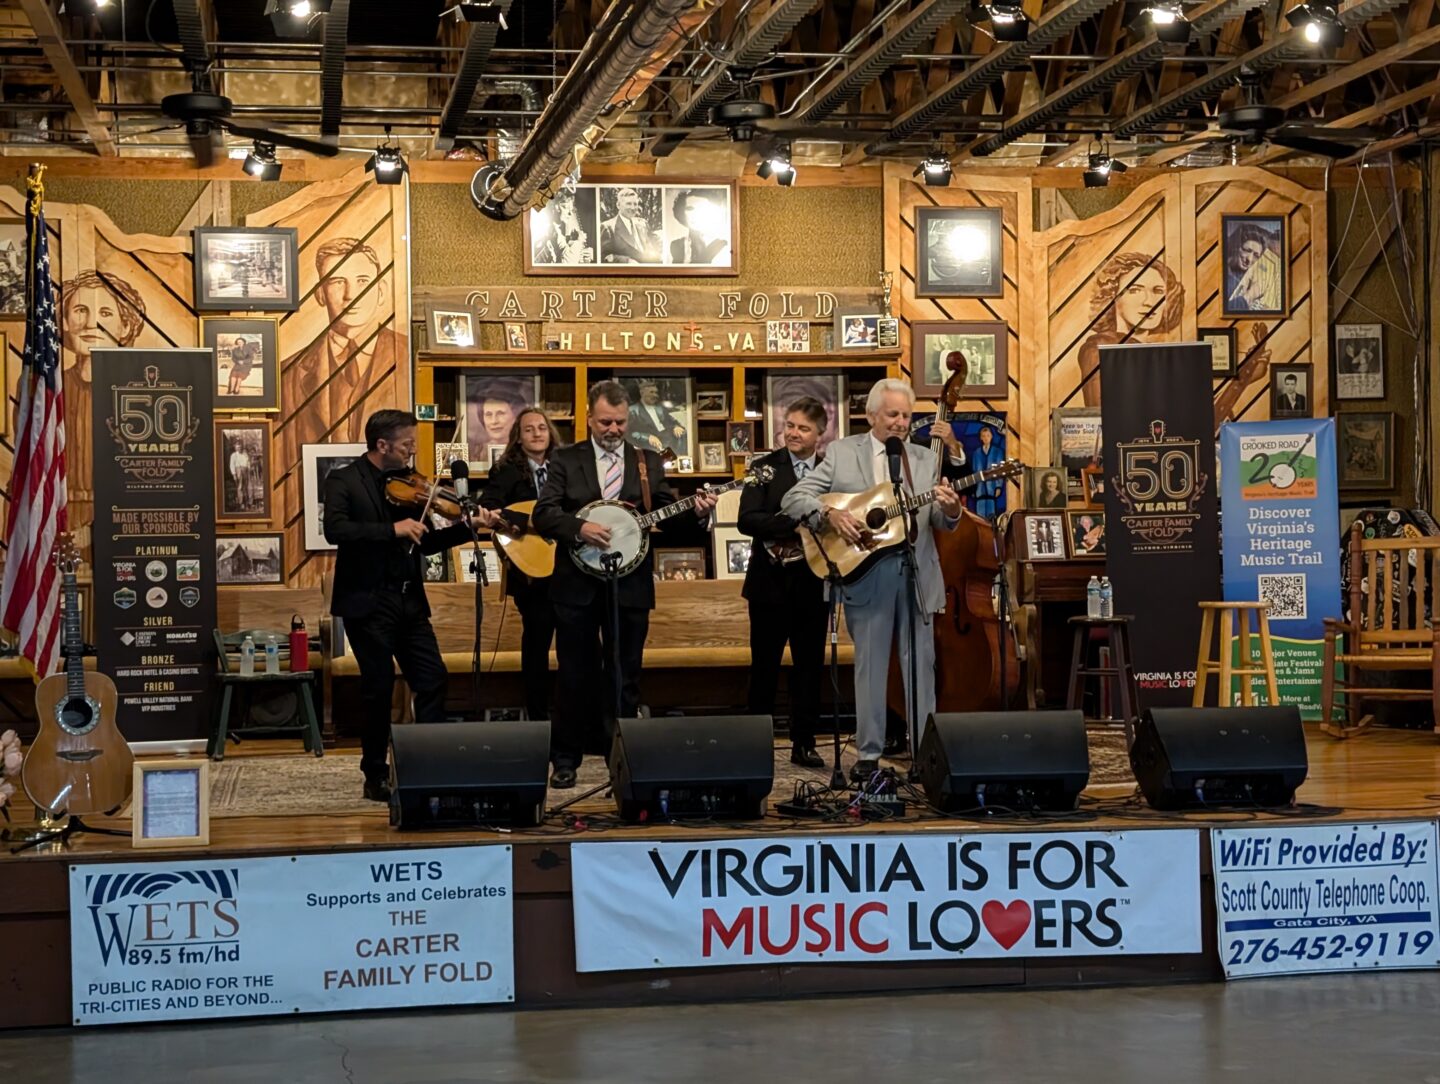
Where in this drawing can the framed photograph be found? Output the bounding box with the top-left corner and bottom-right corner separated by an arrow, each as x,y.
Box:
1051,406 -> 1103,502
1337,412 -> 1395,491
699,442 -> 726,472
743,384 -> 762,419
431,309 -> 475,349
131,758 -> 209,848
1022,513 -> 1066,561
654,547 -> 706,582
1026,467 -> 1069,510
0,331 -> 8,439
676,456 -> 694,474
504,322 -> 528,352
457,372 -> 542,465
434,441 -> 471,476
421,550 -> 452,584
1066,510 -> 1107,558
1201,326 -> 1238,377
726,420 -> 755,458
915,205 -> 1004,298
1220,214 -> 1287,318
619,374 -> 695,462
301,443 -> 366,551
848,389 -> 869,417
215,532 -> 284,586
202,317 -> 280,413
1270,363 -> 1312,420
836,313 -> 880,348
765,320 -> 811,353
911,320 -> 1008,398
940,412 -> 1009,517
1334,323 -> 1384,400
415,403 -> 437,422
711,527 -> 750,581
214,419 -> 273,524
766,372 -> 846,453
523,180 -> 738,275
454,542 -> 502,585
192,226 -> 299,312
1080,465 -> 1106,507
0,221 -> 29,314
695,390 -> 729,419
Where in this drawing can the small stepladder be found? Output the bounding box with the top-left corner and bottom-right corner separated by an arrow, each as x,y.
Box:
1193,601 -> 1280,707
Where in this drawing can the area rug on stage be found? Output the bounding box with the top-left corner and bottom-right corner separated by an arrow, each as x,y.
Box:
210,731 -> 1135,819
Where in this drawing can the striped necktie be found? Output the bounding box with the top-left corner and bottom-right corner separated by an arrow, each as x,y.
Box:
534,463 -> 548,495
602,451 -> 623,500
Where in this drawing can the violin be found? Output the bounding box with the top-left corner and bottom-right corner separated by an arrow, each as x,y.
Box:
383,469 -> 467,521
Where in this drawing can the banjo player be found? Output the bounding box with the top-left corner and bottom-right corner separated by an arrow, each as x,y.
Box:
531,380 -> 717,788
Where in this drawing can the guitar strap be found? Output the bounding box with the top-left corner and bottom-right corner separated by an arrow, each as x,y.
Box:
636,450 -> 653,513
900,447 -> 918,542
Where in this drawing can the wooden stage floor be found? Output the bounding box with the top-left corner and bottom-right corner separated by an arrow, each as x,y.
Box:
4,725 -> 1437,861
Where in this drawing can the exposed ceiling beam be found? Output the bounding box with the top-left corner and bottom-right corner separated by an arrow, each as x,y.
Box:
320,0 -> 352,139
16,0 -> 116,155
1242,76 -> 1440,165
434,0 -> 515,152
1270,22 -> 1440,113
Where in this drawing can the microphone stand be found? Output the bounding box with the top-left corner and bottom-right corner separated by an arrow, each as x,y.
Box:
461,501 -> 488,721
803,517 -> 849,792
599,550 -> 624,731
992,510 -> 1013,712
893,478 -> 925,782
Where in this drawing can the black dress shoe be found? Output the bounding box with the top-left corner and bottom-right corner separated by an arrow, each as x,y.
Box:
790,745 -> 825,769
849,759 -> 880,782
883,735 -> 909,758
363,778 -> 391,803
550,766 -> 577,790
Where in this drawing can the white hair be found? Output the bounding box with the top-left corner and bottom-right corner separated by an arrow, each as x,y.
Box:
866,378 -> 915,416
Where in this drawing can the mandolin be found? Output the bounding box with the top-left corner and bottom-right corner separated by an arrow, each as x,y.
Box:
492,499 -> 557,580
22,534 -> 133,817
800,460 -> 1024,583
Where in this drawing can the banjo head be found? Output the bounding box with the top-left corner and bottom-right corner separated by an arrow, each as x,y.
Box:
571,500 -> 648,577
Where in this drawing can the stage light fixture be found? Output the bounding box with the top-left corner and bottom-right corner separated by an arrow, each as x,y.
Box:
985,1 -> 1029,43
1083,151 -> 1127,188
915,151 -> 953,187
443,0 -> 508,23
60,0 -> 114,13
242,141 -> 282,182
366,128 -> 408,186
1289,3 -> 1344,48
757,145 -> 796,186
264,0 -> 331,37
1142,2 -> 1191,43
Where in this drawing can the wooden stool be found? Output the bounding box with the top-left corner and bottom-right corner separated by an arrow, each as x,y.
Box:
1066,615 -> 1142,744
1193,601 -> 1280,707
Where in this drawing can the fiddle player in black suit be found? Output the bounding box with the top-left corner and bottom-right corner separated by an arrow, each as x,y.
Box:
323,409 -> 502,802
533,381 -> 716,788
738,397 -> 830,768
480,407 -> 561,724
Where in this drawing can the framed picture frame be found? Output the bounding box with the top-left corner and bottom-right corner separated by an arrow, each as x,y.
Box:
504,322 -> 528,352
1220,214 -> 1288,318
915,205 -> 1004,299
216,532 -> 284,586
695,390 -> 729,419
421,550 -> 453,584
192,226 -> 299,312
698,442 -> 726,473
1269,363 -> 1312,420
1026,466 -> 1069,511
711,526 -> 751,580
726,420 -> 755,458
524,180 -> 739,276
301,443 -> 366,551
131,758 -> 209,848
0,217 -> 59,319
765,320 -> 811,353
1337,412 -> 1395,491
0,331 -> 8,439
1334,323 -> 1384,400
457,372 -> 542,466
1080,465 -> 1106,507
910,320 -> 1008,398
214,419 -> 273,525
1050,406 -> 1103,503
202,317 -> 280,413
654,547 -> 706,582
618,374 -> 696,462
1021,513 -> 1066,561
1200,326 -> 1237,377
766,372 -> 847,454
454,542 -> 502,585
743,384 -> 762,419
430,308 -> 475,349
434,441 -> 472,476
1066,510 -> 1107,558
836,313 -> 881,348
415,403 -> 437,422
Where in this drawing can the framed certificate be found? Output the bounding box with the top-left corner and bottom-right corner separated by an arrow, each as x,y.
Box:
132,759 -> 210,848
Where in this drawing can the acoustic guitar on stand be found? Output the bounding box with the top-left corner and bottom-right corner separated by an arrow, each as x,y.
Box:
800,460 -> 1024,582
22,533 -> 133,817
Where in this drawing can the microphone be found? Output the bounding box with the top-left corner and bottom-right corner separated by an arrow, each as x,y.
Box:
884,436 -> 905,485
449,459 -> 471,503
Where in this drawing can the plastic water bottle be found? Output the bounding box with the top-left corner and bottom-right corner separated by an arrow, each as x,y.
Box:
1086,576 -> 1101,619
1099,577 -> 1114,619
239,635 -> 256,676
264,634 -> 280,675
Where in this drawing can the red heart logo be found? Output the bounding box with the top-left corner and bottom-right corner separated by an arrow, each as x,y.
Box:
981,900 -> 1032,950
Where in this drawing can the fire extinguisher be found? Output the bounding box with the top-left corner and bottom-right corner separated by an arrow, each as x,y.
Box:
289,614 -> 309,671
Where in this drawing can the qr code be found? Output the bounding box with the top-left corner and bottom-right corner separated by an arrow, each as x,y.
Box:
1258,574 -> 1307,620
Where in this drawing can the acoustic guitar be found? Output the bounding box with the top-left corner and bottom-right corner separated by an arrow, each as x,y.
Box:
492,500 -> 556,580
22,534 -> 133,817
799,460 -> 1024,583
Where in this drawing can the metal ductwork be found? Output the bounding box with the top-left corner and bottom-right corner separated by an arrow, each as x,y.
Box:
478,0 -> 718,221
491,79 -> 541,162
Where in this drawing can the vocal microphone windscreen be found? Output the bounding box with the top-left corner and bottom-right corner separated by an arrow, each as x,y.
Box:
449,459 -> 470,500
884,436 -> 905,483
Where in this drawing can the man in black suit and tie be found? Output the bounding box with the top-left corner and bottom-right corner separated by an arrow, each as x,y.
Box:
533,381 -> 716,787
323,409 -> 502,802
738,397 -> 829,768
599,186 -> 661,264
1276,373 -> 1307,415
627,379 -> 688,454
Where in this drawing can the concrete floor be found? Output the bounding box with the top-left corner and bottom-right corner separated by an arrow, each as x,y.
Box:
3,975 -> 1440,1084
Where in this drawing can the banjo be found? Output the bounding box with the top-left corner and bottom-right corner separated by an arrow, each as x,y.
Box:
571,464 -> 774,577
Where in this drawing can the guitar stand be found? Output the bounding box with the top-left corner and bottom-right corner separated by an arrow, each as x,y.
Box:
9,814 -> 129,855
804,519 -> 849,792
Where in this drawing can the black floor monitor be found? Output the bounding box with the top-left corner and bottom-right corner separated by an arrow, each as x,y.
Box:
389,719 -> 551,828
918,711 -> 1090,813
1130,706 -> 1307,810
609,715 -> 774,822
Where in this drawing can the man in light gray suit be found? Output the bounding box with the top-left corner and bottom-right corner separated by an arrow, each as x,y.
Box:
782,379 -> 962,780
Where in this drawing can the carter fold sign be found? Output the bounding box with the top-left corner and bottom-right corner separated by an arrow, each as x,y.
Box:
570,833 -> 1200,971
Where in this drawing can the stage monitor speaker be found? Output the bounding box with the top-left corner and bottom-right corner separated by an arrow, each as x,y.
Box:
609,715 -> 774,822
389,720 -> 550,829
1130,706 -> 1307,810
918,711 -> 1089,813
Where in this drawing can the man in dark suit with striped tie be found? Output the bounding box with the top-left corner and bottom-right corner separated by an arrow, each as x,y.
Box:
533,381 -> 716,787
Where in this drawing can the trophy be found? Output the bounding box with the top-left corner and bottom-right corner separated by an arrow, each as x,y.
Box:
877,270 -> 899,348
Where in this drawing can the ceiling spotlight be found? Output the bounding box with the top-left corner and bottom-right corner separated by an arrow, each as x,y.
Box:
443,1 -> 508,23
1142,2 -> 1191,43
366,128 -> 407,185
242,141 -> 282,182
985,0 -> 1029,42
1083,150 -> 1128,188
264,0 -> 331,37
756,145 -> 796,186
1289,3 -> 1344,48
60,0 -> 114,13
915,150 -> 953,187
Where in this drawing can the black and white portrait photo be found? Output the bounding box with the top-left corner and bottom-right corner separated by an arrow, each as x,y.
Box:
1270,365 -> 1311,419
663,186 -> 732,266
1025,514 -> 1065,560
916,206 -> 1004,298
599,185 -> 663,265
215,420 -> 272,524
432,309 -> 475,348
1221,214 -> 1287,317
0,224 -> 26,314
204,317 -> 279,413
193,226 -> 299,311
302,443 -> 366,550
528,186 -> 597,268
1334,323 -> 1384,400
621,375 -> 695,461
458,373 -> 542,466
216,534 -> 284,586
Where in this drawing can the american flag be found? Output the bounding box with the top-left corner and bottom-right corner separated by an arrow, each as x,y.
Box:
0,169 -> 68,678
